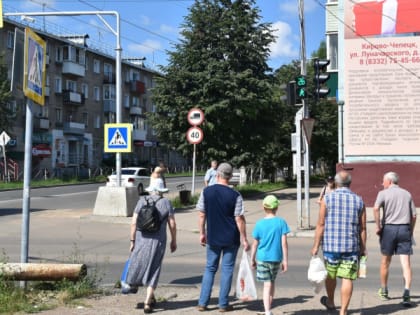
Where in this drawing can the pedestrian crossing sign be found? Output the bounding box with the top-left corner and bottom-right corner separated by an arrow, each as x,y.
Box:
104,123 -> 132,152
23,28 -> 46,106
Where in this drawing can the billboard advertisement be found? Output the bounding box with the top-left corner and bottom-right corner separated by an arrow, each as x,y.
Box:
344,0 -> 420,157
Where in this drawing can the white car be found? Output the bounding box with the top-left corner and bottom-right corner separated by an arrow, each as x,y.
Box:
106,167 -> 150,194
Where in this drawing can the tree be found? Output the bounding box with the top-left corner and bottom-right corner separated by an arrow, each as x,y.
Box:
150,0 -> 275,167
0,55 -> 13,132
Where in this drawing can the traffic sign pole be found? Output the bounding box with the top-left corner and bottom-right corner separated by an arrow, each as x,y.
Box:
187,108 -> 205,195
192,144 -> 196,195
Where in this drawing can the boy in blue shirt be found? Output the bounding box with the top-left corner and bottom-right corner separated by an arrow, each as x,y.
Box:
251,195 -> 290,315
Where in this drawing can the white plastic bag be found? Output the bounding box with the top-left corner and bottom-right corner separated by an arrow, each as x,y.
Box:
236,250 -> 257,301
307,256 -> 327,294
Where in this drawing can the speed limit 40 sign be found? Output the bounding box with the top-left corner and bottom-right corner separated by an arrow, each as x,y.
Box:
186,126 -> 203,144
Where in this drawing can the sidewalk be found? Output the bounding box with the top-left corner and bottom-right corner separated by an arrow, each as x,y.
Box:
4,186 -> 420,314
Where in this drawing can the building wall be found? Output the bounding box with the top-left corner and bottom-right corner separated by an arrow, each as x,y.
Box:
1,19 -> 186,178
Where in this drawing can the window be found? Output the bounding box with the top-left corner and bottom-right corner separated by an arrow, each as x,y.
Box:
132,96 -> 140,107
56,47 -> 63,62
95,115 -> 101,129
104,63 -> 113,77
41,105 -> 49,118
56,108 -> 62,123
81,83 -> 88,99
83,112 -> 88,127
151,103 -> 157,113
131,116 -> 145,130
327,33 -> 338,71
103,85 -> 115,100
124,94 -> 130,108
93,59 -> 100,73
7,31 -> 14,49
46,75 -> 50,87
85,56 -> 89,70
54,77 -> 62,93
66,80 -> 77,92
94,86 -> 100,101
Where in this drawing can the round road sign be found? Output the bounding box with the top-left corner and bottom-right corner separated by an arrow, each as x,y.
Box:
186,126 -> 204,144
187,108 -> 205,126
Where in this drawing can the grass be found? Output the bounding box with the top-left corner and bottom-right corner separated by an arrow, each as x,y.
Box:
0,245 -> 104,314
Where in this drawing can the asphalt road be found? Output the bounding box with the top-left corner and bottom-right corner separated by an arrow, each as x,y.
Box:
0,176 -> 204,215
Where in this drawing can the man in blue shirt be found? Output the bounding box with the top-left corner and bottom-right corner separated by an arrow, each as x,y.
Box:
311,171 -> 366,315
204,160 -> 218,186
197,162 -> 249,312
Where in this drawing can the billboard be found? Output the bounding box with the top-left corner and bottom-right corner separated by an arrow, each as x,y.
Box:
344,0 -> 420,157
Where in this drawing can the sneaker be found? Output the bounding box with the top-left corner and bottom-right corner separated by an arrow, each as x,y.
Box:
378,288 -> 390,301
402,294 -> 411,307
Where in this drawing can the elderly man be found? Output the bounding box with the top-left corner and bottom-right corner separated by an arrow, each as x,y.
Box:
374,171 -> 416,306
197,162 -> 249,312
311,171 -> 366,315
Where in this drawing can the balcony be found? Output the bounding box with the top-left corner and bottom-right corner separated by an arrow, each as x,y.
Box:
63,122 -> 85,135
103,72 -> 116,84
104,100 -> 116,113
63,90 -> 85,106
133,129 -> 147,141
129,80 -> 145,94
129,106 -> 143,116
33,118 -> 50,130
62,60 -> 85,77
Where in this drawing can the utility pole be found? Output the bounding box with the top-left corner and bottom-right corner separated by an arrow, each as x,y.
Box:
298,0 -> 311,229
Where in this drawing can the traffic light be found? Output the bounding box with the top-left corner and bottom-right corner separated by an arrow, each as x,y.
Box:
313,59 -> 330,101
295,75 -> 307,100
280,81 -> 296,106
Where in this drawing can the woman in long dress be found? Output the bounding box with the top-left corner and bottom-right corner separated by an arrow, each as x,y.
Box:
127,183 -> 176,313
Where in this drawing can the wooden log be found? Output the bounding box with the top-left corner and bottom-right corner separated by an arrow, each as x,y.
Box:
0,263 -> 87,281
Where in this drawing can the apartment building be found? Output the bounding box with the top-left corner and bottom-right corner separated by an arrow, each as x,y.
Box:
1,18 -> 183,178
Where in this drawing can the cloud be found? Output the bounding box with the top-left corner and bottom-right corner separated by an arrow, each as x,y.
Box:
159,24 -> 178,35
269,21 -> 299,58
127,39 -> 163,55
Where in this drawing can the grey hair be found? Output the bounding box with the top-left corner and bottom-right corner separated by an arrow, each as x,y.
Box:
335,171 -> 352,187
384,172 -> 399,184
217,170 -> 232,180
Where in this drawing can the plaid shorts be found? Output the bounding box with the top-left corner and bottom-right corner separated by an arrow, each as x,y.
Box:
324,252 -> 358,280
256,261 -> 281,282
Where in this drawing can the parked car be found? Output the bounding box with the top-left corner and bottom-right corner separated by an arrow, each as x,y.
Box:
106,167 -> 150,194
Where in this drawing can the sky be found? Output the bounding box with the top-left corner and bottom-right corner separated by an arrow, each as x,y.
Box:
3,0 -> 326,71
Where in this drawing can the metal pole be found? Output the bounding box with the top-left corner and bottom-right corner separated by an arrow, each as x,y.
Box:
21,100 -> 33,288
114,13 -> 122,187
295,108 -> 303,228
2,144 -> 6,182
298,0 -> 311,229
192,143 -> 196,195
338,101 -> 345,164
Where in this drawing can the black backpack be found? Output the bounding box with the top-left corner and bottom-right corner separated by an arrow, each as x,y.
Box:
136,197 -> 163,233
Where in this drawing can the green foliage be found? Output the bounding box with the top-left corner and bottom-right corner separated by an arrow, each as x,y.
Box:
150,0 -> 275,167
0,243 -> 103,313
0,54 -> 14,133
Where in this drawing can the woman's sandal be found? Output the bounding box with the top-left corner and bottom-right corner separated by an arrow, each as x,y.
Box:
150,296 -> 157,307
320,295 -> 336,311
144,304 -> 153,314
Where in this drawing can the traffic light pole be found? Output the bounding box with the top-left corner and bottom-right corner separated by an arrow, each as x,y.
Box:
298,0 -> 311,229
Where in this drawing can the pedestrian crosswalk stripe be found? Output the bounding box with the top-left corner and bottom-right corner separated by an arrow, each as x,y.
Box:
109,128 -> 127,146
